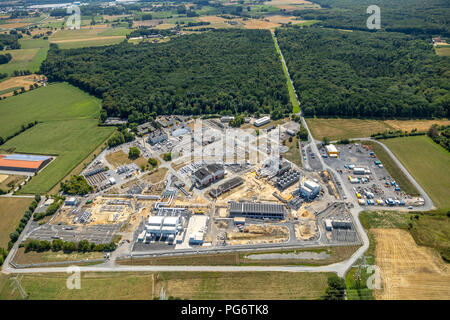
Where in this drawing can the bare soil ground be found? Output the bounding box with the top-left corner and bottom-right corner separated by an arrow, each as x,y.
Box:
373,228 -> 450,300
0,74 -> 43,98
105,150 -> 147,169
384,119 -> 450,132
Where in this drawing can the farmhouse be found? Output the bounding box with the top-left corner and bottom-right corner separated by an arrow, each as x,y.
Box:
0,154 -> 52,173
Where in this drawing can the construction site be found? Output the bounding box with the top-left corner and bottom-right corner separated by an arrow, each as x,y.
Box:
21,116 -> 361,258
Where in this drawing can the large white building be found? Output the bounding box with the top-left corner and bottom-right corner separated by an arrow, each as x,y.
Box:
253,116 -> 270,127
298,179 -> 321,200
145,215 -> 183,242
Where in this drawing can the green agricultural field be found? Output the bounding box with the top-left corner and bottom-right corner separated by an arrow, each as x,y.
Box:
0,39 -> 49,76
1,119 -> 114,194
55,37 -> 125,49
383,136 -> 450,209
0,271 -> 332,300
0,82 -> 114,194
0,83 -> 101,138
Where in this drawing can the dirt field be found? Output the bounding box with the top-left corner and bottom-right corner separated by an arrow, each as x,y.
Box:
306,118 -> 450,140
226,224 -> 289,245
0,197 -> 32,248
384,119 -> 450,132
0,175 -> 27,193
0,74 -> 43,98
266,0 -> 320,10
142,167 -> 168,184
105,150 -> 148,169
373,228 -> 450,300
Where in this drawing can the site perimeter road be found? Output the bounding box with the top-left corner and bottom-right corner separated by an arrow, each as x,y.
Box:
1,36 -> 434,280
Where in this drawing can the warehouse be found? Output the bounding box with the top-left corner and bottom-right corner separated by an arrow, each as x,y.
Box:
325,144 -> 339,157
253,116 -> 270,127
228,201 -> 286,220
209,177 -> 243,198
0,154 -> 52,173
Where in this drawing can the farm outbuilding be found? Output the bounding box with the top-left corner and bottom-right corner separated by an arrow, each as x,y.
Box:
0,154 -> 52,173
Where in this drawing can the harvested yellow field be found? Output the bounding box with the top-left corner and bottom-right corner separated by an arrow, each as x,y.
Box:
198,16 -> 228,24
265,0 -> 320,10
0,174 -> 7,183
373,228 -> 450,300
384,119 -> 450,132
244,19 -> 280,30
50,36 -> 124,44
0,74 -> 43,98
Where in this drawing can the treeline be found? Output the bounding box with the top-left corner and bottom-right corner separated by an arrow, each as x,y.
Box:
297,0 -> 450,37
23,239 -> 116,253
0,33 -> 21,50
276,28 -> 450,119
126,27 -> 174,39
33,197 -> 63,221
41,29 -> 291,123
0,53 -> 12,65
371,129 -> 426,140
0,120 -> 38,147
60,175 -> 92,195
107,127 -> 135,147
427,124 -> 450,151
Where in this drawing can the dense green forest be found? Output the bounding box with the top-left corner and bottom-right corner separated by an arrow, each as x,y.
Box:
297,0 -> 450,37
40,29 -> 291,122
0,34 -> 21,50
276,28 -> 450,118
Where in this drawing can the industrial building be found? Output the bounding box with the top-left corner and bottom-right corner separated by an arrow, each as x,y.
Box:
297,179 -> 321,200
325,144 -> 339,157
276,168 -> 300,190
65,197 -> 78,206
145,215 -> 183,242
253,116 -> 270,127
148,129 -> 168,145
220,116 -> 234,123
0,154 -> 52,173
209,177 -> 243,198
193,163 -> 225,188
228,201 -> 286,220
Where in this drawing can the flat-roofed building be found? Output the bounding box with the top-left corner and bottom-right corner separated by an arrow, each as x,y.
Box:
148,129 -> 168,145
254,116 -> 270,127
193,163 -> 224,188
325,144 -> 339,157
228,201 -> 286,220
0,154 -> 52,173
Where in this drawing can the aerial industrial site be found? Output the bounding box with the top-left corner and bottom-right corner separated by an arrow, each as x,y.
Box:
5,114 -> 426,266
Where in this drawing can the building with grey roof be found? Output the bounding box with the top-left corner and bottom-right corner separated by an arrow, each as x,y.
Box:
228,201 -> 286,220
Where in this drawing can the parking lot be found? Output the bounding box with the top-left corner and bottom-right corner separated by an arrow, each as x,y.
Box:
322,143 -> 420,208
26,223 -> 119,244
